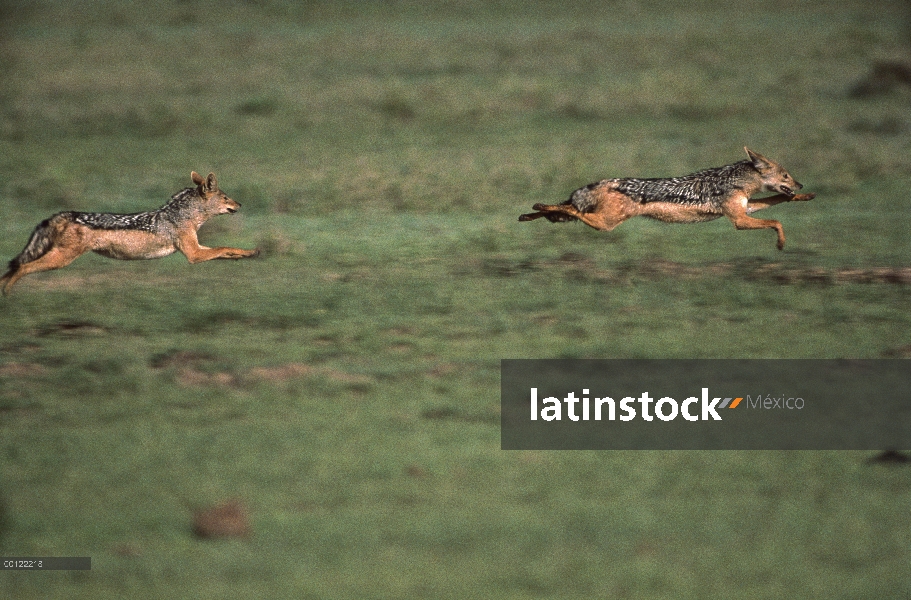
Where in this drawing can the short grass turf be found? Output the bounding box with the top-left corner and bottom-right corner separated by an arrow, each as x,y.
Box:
1,1 -> 911,598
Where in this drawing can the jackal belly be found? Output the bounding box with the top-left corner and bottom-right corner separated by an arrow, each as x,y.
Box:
634,201 -> 723,224
87,229 -> 177,260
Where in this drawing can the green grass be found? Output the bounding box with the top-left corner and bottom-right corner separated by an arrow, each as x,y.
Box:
2,1 -> 911,598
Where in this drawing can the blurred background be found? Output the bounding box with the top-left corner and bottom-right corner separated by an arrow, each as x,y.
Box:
1,1 -> 910,598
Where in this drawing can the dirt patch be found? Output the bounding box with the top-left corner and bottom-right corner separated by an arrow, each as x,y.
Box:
111,542 -> 143,557
149,350 -> 217,369
176,369 -> 237,388
0,362 -> 45,377
247,363 -> 313,381
881,344 -> 911,358
428,362 -> 458,378
0,342 -> 42,356
743,264 -> 911,285
150,351 -> 373,389
421,407 -> 459,420
617,258 -> 714,279
150,350 -> 237,387
192,499 -> 252,540
621,260 -> 911,285
421,406 -> 499,424
313,368 -> 367,385
246,363 -> 373,388
405,464 -> 430,478
469,254 -> 911,286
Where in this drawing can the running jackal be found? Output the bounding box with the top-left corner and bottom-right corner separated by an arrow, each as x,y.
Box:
1,172 -> 259,294
519,148 -> 815,250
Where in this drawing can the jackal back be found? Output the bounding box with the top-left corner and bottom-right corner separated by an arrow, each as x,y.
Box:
65,186 -> 222,232
571,161 -> 759,213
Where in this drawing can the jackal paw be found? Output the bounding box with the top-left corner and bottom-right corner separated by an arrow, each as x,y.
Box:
792,193 -> 815,202
226,248 -> 259,259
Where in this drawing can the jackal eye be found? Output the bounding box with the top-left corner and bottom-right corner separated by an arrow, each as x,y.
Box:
782,174 -> 791,180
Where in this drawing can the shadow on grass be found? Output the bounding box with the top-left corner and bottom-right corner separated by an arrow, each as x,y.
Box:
462,253 -> 911,285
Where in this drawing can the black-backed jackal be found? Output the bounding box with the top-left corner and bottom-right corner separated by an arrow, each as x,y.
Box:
519,148 -> 815,250
1,172 -> 259,294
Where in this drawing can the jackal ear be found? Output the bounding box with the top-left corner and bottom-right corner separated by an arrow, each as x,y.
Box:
745,147 -> 772,170
206,173 -> 217,191
191,171 -> 205,187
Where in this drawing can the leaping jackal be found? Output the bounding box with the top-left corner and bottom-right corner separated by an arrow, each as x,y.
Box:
520,148 -> 815,250
1,171 -> 259,294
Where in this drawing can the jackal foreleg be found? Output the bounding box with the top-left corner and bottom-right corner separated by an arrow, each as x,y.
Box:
724,197 -> 788,250
177,231 -> 259,264
746,192 -> 815,214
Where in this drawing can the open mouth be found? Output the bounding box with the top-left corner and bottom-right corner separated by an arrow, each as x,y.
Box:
226,207 -> 237,214
780,186 -> 794,197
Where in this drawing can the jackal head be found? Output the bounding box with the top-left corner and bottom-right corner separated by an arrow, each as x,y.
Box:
745,147 -> 803,197
191,171 -> 241,214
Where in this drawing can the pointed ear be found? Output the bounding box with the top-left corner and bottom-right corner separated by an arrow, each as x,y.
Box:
745,147 -> 771,170
191,171 -> 205,187
206,173 -> 217,191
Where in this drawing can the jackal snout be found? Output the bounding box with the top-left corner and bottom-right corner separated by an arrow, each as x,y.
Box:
775,178 -> 803,198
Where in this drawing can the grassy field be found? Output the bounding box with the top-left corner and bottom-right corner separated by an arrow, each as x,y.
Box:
1,1 -> 911,598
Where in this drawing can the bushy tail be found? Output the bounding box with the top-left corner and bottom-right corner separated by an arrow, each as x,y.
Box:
2,214 -> 67,281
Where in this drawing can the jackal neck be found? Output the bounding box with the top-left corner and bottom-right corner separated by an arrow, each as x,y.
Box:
161,187 -> 203,221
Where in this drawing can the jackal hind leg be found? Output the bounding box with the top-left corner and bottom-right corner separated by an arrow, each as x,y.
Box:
522,202 -> 628,231
1,246 -> 88,294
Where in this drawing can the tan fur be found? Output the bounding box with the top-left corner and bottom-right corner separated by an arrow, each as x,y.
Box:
520,148 -> 815,250
1,171 -> 259,294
